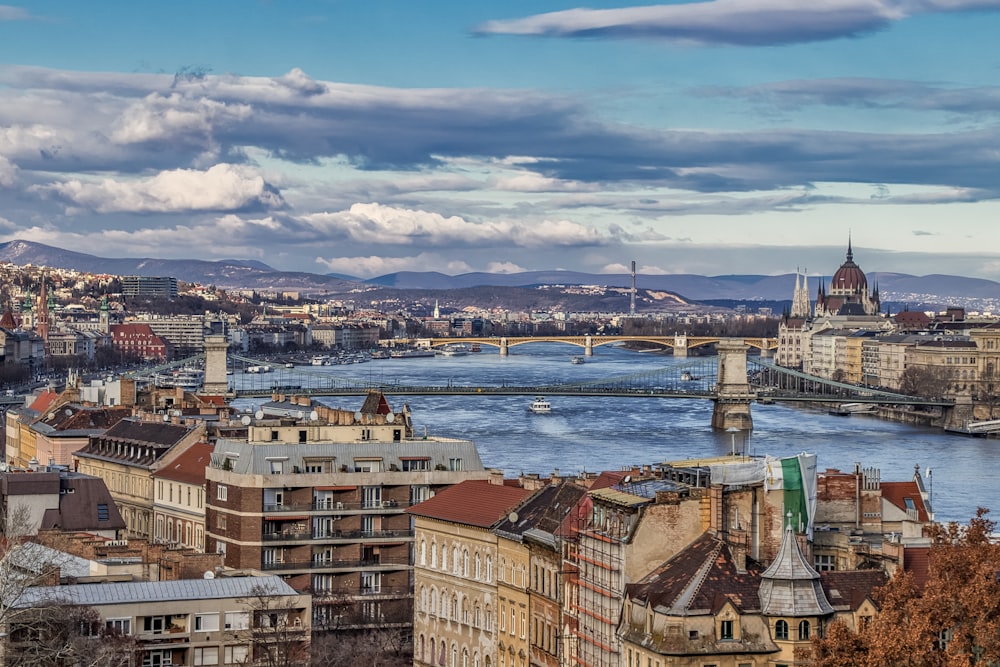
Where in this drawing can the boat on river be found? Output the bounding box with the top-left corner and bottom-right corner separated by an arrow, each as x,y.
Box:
571,355 -> 585,364
391,348 -> 437,359
529,396 -> 552,414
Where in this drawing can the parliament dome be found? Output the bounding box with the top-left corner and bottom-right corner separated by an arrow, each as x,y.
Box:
829,242 -> 867,294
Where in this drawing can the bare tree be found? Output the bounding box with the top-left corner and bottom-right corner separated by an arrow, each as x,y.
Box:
310,628 -> 412,667
899,365 -> 954,400
240,583 -> 311,667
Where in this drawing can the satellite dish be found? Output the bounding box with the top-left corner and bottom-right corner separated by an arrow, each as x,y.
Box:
255,410 -> 264,420
309,410 -> 319,421
241,415 -> 252,426
64,408 -> 72,416
203,570 -> 215,579
386,413 -> 395,423
48,412 -> 56,420
508,512 -> 519,524
296,410 -> 305,419
163,414 -> 170,422
354,411 -> 363,421
623,475 -> 632,485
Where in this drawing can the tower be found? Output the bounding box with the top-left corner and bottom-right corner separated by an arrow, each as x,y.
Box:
630,260 -> 636,316
36,274 -> 50,346
99,295 -> 110,334
790,267 -> 811,318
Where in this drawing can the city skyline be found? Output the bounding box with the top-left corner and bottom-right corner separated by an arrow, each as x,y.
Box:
2,1 -> 1000,279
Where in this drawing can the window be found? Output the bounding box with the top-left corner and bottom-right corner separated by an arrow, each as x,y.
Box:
217,484 -> 228,501
143,616 -> 166,634
194,647 -> 219,666
224,646 -> 249,664
224,611 -> 250,631
720,620 -> 733,640
106,618 -> 131,635
361,571 -> 381,594
97,504 -> 109,521
217,514 -> 227,529
195,613 -> 220,632
354,458 -> 382,472
775,619 -> 789,640
402,458 -> 430,471
798,620 -> 810,640
814,554 -> 835,572
449,458 -> 463,471
268,459 -> 283,474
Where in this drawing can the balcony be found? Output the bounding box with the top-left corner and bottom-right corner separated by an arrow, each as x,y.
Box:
310,584 -> 411,601
261,555 -> 412,572
262,500 -> 411,513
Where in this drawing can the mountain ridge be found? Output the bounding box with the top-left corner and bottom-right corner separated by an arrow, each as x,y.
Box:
0,239 -> 997,305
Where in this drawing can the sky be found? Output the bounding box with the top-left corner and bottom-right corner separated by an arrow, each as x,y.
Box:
2,1 -> 1000,281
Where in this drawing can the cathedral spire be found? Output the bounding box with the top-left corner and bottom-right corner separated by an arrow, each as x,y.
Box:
846,232 -> 853,263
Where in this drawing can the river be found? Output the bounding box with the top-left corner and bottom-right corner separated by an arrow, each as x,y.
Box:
233,344 -> 997,525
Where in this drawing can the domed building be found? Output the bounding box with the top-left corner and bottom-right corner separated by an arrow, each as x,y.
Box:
814,239 -> 880,317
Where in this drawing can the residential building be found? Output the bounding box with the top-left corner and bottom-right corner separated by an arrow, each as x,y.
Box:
74,418 -> 207,539
111,323 -> 170,362
131,315 -> 207,358
0,467 -> 125,538
204,391 -> 495,648
153,441 -> 213,551
410,479 -> 534,667
122,275 -> 179,299
8,575 -> 310,667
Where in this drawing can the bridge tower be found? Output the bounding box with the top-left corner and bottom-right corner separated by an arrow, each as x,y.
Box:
202,334 -> 231,395
673,333 -> 688,358
711,338 -> 754,431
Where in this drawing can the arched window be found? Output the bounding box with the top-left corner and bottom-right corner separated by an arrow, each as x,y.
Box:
431,541 -> 438,568
453,546 -> 460,574
484,656 -> 491,667
431,588 -> 439,617
419,635 -> 425,663
440,590 -> 449,618
475,553 -> 482,580
441,544 -> 448,570
420,540 -> 427,566
799,619 -> 811,640
420,586 -> 427,613
775,619 -> 789,640
485,606 -> 493,632
463,549 -> 470,577
452,595 -> 459,621
474,651 -> 481,667
452,644 -> 458,667
486,555 -> 493,582
462,648 -> 470,667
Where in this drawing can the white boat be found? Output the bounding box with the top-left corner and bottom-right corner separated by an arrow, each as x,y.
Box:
529,396 -> 552,414
680,371 -> 700,381
391,348 -> 437,359
153,368 -> 204,390
571,356 -> 585,364
438,344 -> 471,357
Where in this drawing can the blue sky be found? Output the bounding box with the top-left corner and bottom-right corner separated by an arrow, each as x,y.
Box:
2,1 -> 1000,281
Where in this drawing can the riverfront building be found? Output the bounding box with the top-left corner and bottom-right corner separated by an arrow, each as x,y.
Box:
204,391 -> 494,646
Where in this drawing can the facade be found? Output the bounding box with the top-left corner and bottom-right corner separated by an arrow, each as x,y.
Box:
409,479 -> 534,667
204,392 -> 495,643
111,323 -> 170,361
122,275 -> 179,299
133,315 -> 208,358
73,418 -> 207,538
9,575 -> 310,667
152,441 -> 213,551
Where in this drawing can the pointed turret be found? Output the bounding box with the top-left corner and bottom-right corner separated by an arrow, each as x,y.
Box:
758,514 -> 833,617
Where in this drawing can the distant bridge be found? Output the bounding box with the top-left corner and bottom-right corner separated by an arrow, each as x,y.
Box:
134,337 -> 952,432
398,334 -> 778,357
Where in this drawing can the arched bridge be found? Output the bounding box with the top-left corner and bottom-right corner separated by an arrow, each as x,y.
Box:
397,334 -> 777,357
136,337 -> 952,432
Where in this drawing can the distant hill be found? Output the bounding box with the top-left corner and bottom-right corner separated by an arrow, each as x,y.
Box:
1,239 -> 997,307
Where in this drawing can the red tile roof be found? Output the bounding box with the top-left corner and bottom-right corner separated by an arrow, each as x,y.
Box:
881,481 -> 930,522
152,442 -> 214,485
28,390 -> 60,415
407,480 -> 532,528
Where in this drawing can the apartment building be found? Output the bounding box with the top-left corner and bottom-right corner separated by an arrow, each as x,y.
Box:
410,479 -> 534,667
153,441 -> 214,551
204,391 -> 494,645
74,418 -> 207,538
8,575 -> 310,667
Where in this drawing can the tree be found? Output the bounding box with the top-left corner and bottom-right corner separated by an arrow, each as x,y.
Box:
240,584 -> 311,667
899,365 -> 954,400
809,508 -> 1000,667
310,628 -> 412,667
0,505 -> 141,666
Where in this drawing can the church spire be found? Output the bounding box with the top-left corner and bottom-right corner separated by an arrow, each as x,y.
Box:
846,232 -> 853,263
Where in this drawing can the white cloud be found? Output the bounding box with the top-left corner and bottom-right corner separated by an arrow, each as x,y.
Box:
475,0 -> 1000,46
315,252 -> 473,277
0,5 -> 32,20
0,155 -> 17,187
486,261 -> 528,273
39,164 -> 284,213
111,92 -> 253,144
300,203 -> 610,248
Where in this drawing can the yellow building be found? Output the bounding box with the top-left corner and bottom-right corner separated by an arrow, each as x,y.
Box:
410,479 -> 533,667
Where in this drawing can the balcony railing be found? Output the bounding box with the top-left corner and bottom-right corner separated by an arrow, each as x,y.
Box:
262,500 -> 410,513
261,555 -> 412,571
310,584 -> 411,600
263,528 -> 413,542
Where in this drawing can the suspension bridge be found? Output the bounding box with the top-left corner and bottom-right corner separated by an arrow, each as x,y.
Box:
133,336 -> 955,432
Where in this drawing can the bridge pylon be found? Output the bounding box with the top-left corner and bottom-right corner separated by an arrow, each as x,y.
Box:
585,335 -> 593,356
712,338 -> 754,431
674,334 -> 688,358
499,337 -> 509,357
203,334 -> 230,395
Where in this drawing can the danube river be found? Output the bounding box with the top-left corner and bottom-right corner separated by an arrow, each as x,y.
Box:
234,344 -> 996,525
